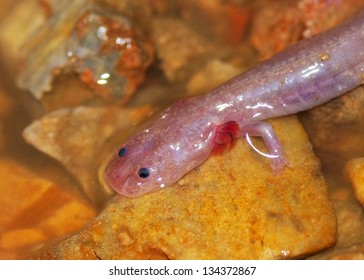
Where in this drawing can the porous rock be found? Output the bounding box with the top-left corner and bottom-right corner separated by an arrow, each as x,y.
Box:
34,116 -> 336,259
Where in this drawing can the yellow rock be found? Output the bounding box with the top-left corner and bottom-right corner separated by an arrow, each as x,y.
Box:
187,59 -> 242,96
346,158 -> 364,206
23,105 -> 152,206
35,116 -> 337,259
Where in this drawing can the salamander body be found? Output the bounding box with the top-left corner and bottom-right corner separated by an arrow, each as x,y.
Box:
104,10 -> 364,197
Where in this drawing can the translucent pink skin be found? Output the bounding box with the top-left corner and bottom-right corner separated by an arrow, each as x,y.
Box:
104,10 -> 364,197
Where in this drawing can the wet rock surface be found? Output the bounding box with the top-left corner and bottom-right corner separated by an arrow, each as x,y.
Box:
151,17 -> 216,82
15,0 -> 154,104
311,243 -> 364,260
309,197 -> 364,260
250,0 -> 364,59
300,86 -> 364,261
300,86 -> 364,192
346,158 -> 364,206
0,157 -> 96,259
35,117 -> 336,259
186,59 -> 242,96
0,87 -> 14,150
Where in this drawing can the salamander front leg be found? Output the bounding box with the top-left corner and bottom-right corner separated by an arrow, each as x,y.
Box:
240,122 -> 289,174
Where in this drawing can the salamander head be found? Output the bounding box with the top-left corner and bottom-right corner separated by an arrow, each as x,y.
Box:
103,98 -> 217,198
103,132 -> 170,197
103,120 -> 215,198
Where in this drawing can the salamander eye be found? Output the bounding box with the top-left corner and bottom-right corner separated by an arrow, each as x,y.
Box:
118,147 -> 127,157
138,167 -> 150,178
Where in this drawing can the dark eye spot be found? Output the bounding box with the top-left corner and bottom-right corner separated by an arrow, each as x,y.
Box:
118,147 -> 127,157
138,167 -> 150,178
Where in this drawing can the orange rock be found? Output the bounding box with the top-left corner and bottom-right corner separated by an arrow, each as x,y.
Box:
299,0 -> 364,38
0,122 -> 4,150
0,87 -> 14,150
250,0 -> 363,60
0,86 -> 13,117
0,229 -> 47,250
179,0 -> 228,40
35,116 -> 336,259
250,2 -> 304,60
151,17 -> 215,82
346,158 -> 364,206
227,4 -> 250,45
98,0 -> 153,27
0,157 -> 96,259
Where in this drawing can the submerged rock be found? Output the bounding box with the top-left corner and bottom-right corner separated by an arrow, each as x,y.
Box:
187,59 -> 242,96
151,17 -> 215,82
0,87 -> 14,150
23,105 -> 152,206
308,152 -> 364,260
311,243 -> 364,260
34,116 -> 336,259
178,0 -> 251,45
0,122 -> 4,150
16,0 -> 154,104
334,200 -> 364,248
0,0 -> 47,69
251,0 -> 362,59
301,86 -> 364,185
0,157 -> 96,259
346,158 -> 364,206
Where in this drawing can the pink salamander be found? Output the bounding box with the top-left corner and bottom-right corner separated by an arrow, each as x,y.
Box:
104,10 -> 364,197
